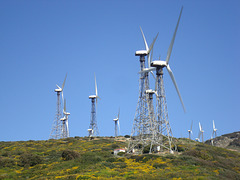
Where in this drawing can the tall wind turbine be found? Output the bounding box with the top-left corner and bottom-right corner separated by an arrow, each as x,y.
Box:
188,120 -> 193,139
50,73 -> 67,139
198,122 -> 204,142
88,73 -> 100,137
128,27 -> 159,154
113,108 -> 120,137
149,7 -> 185,152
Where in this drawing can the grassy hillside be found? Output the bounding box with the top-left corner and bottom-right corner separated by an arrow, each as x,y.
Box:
0,136 -> 240,179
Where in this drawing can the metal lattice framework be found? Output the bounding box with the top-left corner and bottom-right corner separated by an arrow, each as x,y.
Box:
154,67 -> 174,152
128,55 -> 158,154
50,91 -> 62,139
89,98 -> 99,137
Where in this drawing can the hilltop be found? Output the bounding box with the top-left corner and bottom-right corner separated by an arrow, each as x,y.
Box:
205,131 -> 240,152
0,136 -> 240,179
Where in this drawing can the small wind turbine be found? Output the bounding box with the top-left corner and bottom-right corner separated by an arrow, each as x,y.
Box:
113,108 -> 120,137
50,73 -> 67,139
55,73 -> 67,102
211,120 -> 217,145
198,122 -> 204,142
188,120 -> 193,139
212,120 -> 217,138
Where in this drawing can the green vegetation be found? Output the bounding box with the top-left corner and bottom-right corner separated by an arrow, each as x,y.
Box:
0,136 -> 239,179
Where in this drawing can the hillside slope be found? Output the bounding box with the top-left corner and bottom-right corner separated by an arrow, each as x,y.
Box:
205,131 -> 240,152
0,136 -> 239,179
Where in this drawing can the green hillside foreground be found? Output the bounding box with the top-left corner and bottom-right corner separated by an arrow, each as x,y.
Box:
0,136 -> 239,180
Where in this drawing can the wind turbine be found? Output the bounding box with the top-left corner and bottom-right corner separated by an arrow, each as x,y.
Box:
142,6 -> 184,152
113,108 -> 120,137
198,122 -> 204,142
50,73 -> 67,139
88,73 -> 100,137
63,99 -> 70,138
128,27 -> 159,154
150,6 -> 186,113
188,120 -> 193,139
211,120 -> 217,145
212,120 -> 217,138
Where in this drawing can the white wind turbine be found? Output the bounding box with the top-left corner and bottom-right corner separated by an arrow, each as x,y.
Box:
211,120 -> 217,145
212,120 -> 217,138
138,27 -> 158,77
113,108 -> 120,137
55,73 -> 67,102
198,122 -> 204,142
88,73 -> 100,137
188,120 -> 193,139
63,99 -> 70,138
50,73 -> 67,139
147,7 -> 186,112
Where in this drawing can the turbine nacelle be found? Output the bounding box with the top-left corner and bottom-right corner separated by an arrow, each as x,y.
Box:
64,111 -> 70,116
60,116 -> 66,121
113,118 -> 119,121
54,84 -> 62,92
135,50 -> 148,56
89,95 -> 97,99
151,60 -> 168,68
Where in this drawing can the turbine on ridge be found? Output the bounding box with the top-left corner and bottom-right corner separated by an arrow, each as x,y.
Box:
88,73 -> 100,137
50,73 -> 67,139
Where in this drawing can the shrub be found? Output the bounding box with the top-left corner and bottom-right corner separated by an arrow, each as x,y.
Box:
62,149 -> 80,161
117,152 -> 125,156
0,157 -> 15,167
111,144 -> 120,149
19,153 -> 43,167
124,135 -> 130,138
153,162 -> 167,169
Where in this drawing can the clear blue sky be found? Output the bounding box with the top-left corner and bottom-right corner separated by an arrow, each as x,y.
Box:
0,0 -> 239,141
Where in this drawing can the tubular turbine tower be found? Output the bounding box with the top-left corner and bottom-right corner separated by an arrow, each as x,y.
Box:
50,74 -> 67,139
128,27 -> 158,154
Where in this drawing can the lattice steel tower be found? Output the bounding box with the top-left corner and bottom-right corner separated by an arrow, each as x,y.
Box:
128,28 -> 158,154
50,74 -> 67,139
88,74 -> 100,137
150,7 -> 185,152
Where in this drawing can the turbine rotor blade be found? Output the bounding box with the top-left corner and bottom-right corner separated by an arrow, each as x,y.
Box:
62,73 -> 67,90
147,33 -> 159,55
64,99 -> 66,112
213,120 -> 215,129
56,84 -> 61,89
199,122 -> 201,131
191,120 -> 193,131
94,73 -> 98,97
166,65 -> 186,112
166,6 -> 183,65
140,26 -> 149,51
150,71 -> 156,79
118,108 -> 120,119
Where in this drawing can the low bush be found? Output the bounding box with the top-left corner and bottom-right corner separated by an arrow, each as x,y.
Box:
0,157 -> 15,167
18,153 -> 43,167
62,149 -> 80,161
